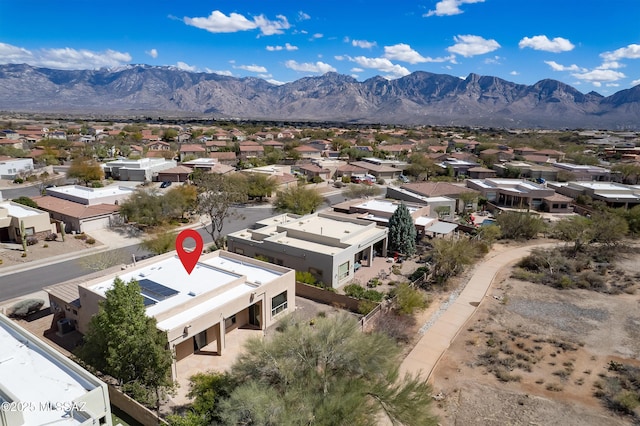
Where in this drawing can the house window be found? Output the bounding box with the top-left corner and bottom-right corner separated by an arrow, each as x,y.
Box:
271,291 -> 288,317
235,248 -> 244,255
225,315 -> 237,330
25,227 -> 35,236
338,261 -> 350,280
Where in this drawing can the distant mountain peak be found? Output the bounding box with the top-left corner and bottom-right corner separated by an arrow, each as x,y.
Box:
0,63 -> 638,129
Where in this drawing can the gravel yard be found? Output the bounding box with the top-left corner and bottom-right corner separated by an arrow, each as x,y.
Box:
430,249 -> 640,426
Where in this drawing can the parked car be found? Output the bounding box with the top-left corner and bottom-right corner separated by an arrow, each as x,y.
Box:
160,181 -> 172,188
398,174 -> 410,183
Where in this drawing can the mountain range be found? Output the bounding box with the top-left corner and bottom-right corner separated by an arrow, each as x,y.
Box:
1,63 -> 639,130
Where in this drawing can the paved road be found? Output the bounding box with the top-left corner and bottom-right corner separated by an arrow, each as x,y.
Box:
0,206 -> 276,302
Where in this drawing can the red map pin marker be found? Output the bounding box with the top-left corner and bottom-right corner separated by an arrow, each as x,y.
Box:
176,229 -> 203,275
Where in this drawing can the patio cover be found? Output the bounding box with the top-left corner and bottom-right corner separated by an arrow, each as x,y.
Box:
426,222 -> 458,235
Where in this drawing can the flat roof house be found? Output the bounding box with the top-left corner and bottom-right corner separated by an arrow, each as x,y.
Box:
46,184 -> 135,206
549,181 -> 640,209
227,212 -> 389,288
103,158 -> 177,182
0,200 -> 54,243
466,178 -> 572,213
0,157 -> 33,179
46,250 -> 295,380
0,314 -> 112,426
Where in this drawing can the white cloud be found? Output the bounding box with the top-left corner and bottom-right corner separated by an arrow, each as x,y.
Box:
598,61 -> 623,70
347,55 -> 410,78
351,67 -> 364,73
510,71 -> 519,76
601,44 -> 640,61
176,61 -> 197,72
631,78 -> 640,86
253,14 -> 290,36
425,0 -> 485,17
146,48 -> 158,59
0,42 -> 33,62
544,60 -> 583,72
236,64 -> 268,73
184,11 -> 290,36
16,46 -> 132,70
447,35 -> 500,57
571,69 -> 626,84
298,11 -> 311,21
518,35 -> 574,53
312,33 -> 323,39
205,68 -> 233,76
352,39 -> 377,49
266,43 -> 298,52
484,55 -> 502,65
284,60 -> 336,73
606,83 -> 620,87
383,43 -> 454,64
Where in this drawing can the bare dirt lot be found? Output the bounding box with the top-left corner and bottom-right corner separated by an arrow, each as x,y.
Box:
0,235 -> 101,269
430,249 -> 640,426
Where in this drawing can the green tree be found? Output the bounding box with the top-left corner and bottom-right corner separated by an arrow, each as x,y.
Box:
194,173 -> 248,246
214,314 -> 437,426
496,211 -> 546,240
590,210 -> 628,246
430,238 -> 481,284
612,163 -> 640,184
246,173 -> 277,201
552,215 -> 593,253
76,277 -> 175,413
388,203 -> 417,256
120,189 -> 165,227
476,223 -> 502,246
392,282 -> 429,315
12,196 -> 38,209
162,128 -> 179,141
273,186 -> 323,215
67,157 -> 104,186
405,153 -> 439,180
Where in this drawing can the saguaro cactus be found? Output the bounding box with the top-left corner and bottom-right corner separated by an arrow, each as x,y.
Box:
20,220 -> 27,255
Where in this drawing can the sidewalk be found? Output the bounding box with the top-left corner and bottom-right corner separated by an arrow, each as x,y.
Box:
399,242 -> 557,381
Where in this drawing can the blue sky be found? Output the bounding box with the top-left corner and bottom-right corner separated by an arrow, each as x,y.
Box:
1,0 -> 639,94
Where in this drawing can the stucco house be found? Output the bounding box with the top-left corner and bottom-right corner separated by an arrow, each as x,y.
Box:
227,212 -> 389,288
45,250 -> 296,380
0,200 -> 55,243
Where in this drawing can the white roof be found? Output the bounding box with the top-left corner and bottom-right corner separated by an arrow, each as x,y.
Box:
0,201 -> 42,217
355,199 -> 419,214
427,222 -> 458,234
47,184 -> 135,200
89,253 -> 283,329
0,316 -> 99,425
415,216 -> 436,226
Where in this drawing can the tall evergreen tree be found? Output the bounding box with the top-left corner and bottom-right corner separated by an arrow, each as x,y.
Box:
76,277 -> 175,413
389,203 -> 417,256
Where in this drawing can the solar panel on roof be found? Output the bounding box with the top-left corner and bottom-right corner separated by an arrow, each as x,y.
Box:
142,296 -> 158,306
138,279 -> 179,302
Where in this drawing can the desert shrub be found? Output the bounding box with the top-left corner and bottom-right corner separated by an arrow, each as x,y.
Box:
13,177 -> 24,184
44,233 -> 58,241
85,237 -> 96,244
9,299 -> 44,318
357,300 -> 378,315
25,236 -> 38,246
391,283 -> 429,315
371,312 -> 415,344
296,271 -> 317,285
344,283 -> 365,299
409,266 -> 430,282
577,271 -> 606,290
74,233 -> 87,240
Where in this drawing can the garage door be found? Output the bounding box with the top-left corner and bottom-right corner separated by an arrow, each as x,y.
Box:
80,217 -> 112,233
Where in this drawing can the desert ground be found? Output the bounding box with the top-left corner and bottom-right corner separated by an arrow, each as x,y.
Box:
429,245 -> 640,426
